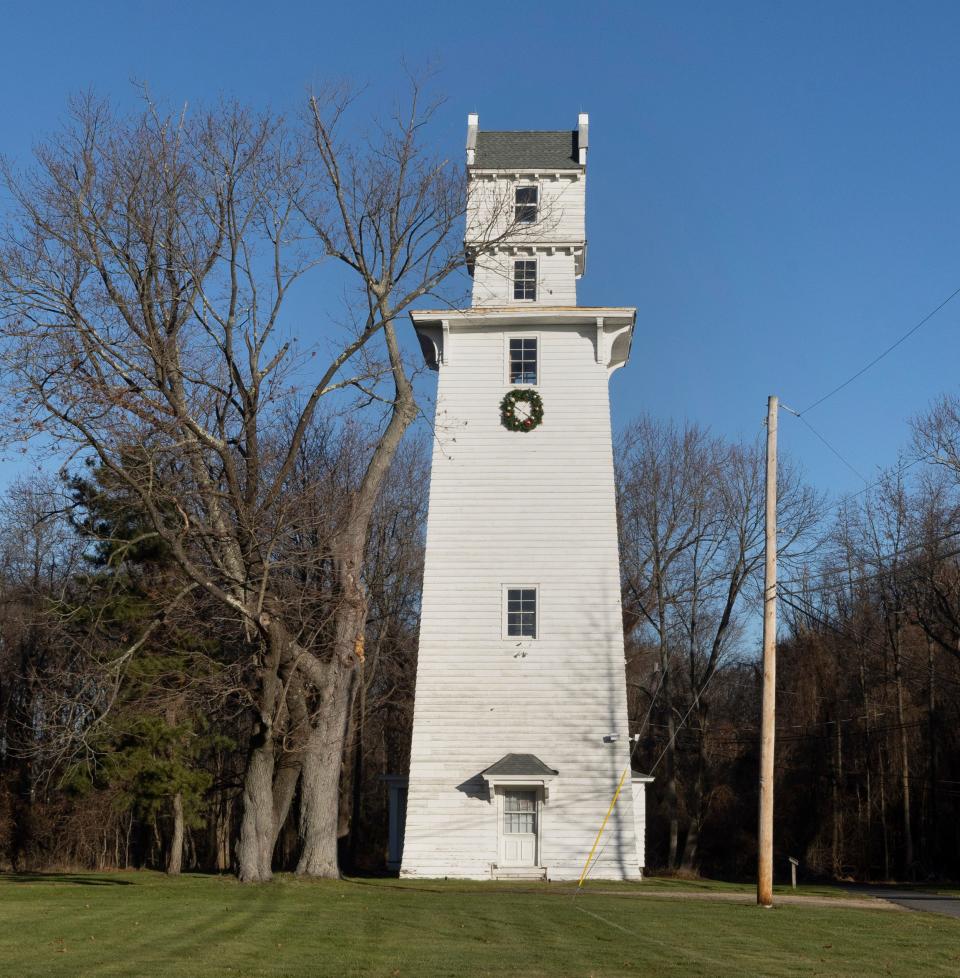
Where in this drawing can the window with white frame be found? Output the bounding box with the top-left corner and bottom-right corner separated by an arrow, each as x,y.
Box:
508,337 -> 538,385
514,185 -> 538,224
503,790 -> 537,833
505,587 -> 537,639
513,259 -> 537,301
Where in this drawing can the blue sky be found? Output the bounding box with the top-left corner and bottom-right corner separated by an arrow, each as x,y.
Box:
2,0 -> 959,502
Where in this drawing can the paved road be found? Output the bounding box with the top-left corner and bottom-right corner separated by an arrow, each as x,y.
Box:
853,886 -> 960,919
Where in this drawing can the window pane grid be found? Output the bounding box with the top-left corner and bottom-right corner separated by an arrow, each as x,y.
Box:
509,337 -> 537,384
505,792 -> 536,812
506,588 -> 537,638
513,260 -> 537,301
515,186 -> 538,223
504,813 -> 535,833
504,791 -> 537,833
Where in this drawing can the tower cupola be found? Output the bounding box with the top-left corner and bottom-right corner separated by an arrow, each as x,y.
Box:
465,115 -> 589,307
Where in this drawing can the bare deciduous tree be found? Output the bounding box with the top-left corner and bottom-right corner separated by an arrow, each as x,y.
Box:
617,416 -> 820,870
0,85 -> 528,880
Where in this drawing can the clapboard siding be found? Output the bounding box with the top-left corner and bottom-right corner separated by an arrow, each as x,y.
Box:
402,319 -> 639,880
472,252 -> 578,306
466,173 -> 585,244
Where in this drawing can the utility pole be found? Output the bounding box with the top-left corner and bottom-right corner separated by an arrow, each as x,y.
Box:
757,394 -> 778,908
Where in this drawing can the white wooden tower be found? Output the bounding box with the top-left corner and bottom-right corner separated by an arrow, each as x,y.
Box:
400,114 -> 642,880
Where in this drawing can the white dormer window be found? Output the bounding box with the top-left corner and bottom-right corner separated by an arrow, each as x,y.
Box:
508,337 -> 538,385
513,259 -> 537,301
515,185 -> 538,224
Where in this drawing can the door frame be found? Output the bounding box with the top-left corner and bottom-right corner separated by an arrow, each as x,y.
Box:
495,785 -> 544,868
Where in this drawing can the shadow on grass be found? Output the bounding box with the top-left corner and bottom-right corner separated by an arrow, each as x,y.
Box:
0,872 -> 134,885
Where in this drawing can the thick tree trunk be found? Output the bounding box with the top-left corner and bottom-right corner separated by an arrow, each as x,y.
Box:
238,617 -> 286,882
166,792 -> 184,875
296,663 -> 354,877
295,324 -> 416,878
270,674 -> 310,852
238,732 -> 277,882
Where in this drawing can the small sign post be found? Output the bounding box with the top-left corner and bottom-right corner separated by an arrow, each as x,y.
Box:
789,856 -> 799,890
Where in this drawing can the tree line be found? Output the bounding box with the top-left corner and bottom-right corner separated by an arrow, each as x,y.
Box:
0,91 -> 957,882
621,399 -> 960,881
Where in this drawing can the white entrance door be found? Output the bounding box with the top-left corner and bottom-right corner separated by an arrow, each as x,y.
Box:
501,789 -> 538,866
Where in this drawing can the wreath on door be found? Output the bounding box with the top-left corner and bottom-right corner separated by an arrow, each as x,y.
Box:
500,389 -> 545,432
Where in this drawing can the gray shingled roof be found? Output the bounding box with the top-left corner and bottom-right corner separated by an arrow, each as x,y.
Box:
474,131 -> 580,170
481,753 -> 559,777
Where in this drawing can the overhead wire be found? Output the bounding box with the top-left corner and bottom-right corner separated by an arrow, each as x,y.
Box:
816,452 -> 936,517
775,280 -> 960,528
779,583 -> 960,696
797,283 -> 960,416
782,405 -> 868,484
776,528 -> 960,590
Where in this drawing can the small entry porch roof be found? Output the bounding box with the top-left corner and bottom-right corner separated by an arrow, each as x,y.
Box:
480,753 -> 558,802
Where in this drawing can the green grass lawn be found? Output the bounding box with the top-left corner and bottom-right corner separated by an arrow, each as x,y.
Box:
1,871 -> 957,978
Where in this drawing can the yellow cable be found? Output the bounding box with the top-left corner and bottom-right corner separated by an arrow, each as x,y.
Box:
577,765 -> 629,888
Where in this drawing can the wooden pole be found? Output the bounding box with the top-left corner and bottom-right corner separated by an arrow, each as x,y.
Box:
757,394 -> 778,908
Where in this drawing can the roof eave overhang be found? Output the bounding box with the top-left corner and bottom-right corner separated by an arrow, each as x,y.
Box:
410,306 -> 635,328
481,771 -> 557,802
468,167 -> 584,176
410,306 -> 636,372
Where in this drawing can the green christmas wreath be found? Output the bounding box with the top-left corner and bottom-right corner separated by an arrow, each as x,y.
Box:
500,388 -> 544,432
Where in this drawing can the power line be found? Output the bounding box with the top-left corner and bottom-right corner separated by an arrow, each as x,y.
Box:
782,406 -> 940,505
705,718 -> 927,747
819,452 -> 935,516
618,526 -> 960,599
786,408 -> 868,483
777,586 -> 915,669
779,585 -> 960,696
776,528 -> 960,591
798,283 -> 960,415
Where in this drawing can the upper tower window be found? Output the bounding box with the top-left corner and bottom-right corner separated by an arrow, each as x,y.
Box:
515,185 -> 538,224
513,260 -> 537,301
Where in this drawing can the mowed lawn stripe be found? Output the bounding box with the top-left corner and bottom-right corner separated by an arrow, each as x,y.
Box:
1,872 -> 959,977
131,883 -> 281,975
